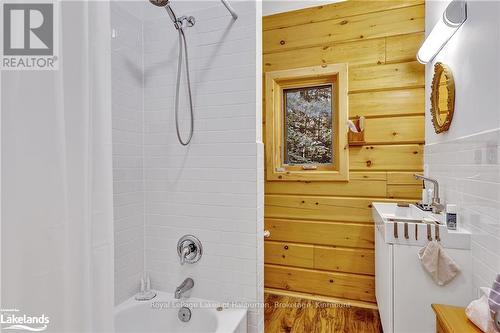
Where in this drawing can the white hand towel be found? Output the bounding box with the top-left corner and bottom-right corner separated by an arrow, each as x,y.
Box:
466,287 -> 499,333
418,240 -> 460,286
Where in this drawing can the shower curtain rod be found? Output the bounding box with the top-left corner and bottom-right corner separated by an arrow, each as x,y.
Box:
221,0 -> 238,20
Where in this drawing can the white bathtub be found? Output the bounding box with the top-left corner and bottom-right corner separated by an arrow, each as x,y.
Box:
115,291 -> 247,333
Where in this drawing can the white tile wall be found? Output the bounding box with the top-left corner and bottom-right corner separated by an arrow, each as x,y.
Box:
142,2 -> 263,331
111,1 -> 263,330
111,2 -> 145,305
425,129 -> 500,296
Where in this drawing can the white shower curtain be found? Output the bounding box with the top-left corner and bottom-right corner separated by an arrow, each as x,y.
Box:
1,1 -> 114,332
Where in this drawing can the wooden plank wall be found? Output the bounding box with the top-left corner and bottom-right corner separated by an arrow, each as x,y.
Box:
263,0 -> 425,305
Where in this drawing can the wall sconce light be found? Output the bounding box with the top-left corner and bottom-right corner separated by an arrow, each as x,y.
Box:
417,0 -> 467,64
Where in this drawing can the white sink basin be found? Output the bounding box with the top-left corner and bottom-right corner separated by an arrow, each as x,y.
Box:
372,202 -> 470,249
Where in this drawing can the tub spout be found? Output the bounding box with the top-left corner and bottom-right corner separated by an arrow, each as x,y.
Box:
174,278 -> 194,299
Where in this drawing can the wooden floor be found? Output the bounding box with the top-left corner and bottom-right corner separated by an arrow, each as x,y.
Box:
264,293 -> 383,333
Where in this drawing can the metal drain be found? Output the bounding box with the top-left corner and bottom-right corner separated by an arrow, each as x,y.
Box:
178,307 -> 191,322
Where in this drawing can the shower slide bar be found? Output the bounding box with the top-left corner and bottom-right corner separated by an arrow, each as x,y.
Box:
221,0 -> 238,20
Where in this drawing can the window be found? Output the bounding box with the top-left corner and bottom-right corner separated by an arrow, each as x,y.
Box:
265,64 -> 348,181
284,85 -> 333,165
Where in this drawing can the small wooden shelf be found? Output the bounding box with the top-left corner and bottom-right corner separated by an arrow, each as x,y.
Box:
348,117 -> 366,146
431,304 -> 482,333
348,130 -> 366,146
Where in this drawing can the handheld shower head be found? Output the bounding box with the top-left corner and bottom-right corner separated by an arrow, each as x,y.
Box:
165,6 -> 178,25
148,0 -> 195,145
149,0 -> 178,25
149,0 -> 169,6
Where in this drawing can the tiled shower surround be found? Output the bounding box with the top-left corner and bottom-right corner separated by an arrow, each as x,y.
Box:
425,129 -> 500,296
111,2 -> 263,331
111,2 -> 145,306
143,3 -> 263,331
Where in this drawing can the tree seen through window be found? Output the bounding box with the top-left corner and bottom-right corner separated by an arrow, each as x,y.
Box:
284,85 -> 333,165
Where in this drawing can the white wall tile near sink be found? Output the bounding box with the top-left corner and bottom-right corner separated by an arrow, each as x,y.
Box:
425,0 -> 500,299
425,130 -> 500,296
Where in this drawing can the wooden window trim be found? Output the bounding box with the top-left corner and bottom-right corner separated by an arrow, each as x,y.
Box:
265,64 -> 349,181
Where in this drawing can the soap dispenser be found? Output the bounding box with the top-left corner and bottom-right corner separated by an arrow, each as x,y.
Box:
446,204 -> 457,230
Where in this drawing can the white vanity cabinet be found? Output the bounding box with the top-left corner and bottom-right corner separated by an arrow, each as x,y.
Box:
373,203 -> 473,333
375,225 -> 394,333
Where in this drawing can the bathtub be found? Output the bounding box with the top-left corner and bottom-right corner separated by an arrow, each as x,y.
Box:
115,291 -> 247,333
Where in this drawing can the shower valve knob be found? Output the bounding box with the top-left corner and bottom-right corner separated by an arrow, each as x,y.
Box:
177,235 -> 202,265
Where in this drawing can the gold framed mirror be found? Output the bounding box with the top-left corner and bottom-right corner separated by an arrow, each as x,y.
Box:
430,62 -> 455,134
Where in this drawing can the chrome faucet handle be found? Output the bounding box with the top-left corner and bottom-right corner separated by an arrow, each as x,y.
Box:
179,245 -> 192,265
177,235 -> 202,265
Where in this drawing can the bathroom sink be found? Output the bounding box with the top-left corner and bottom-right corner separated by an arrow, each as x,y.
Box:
372,203 -> 470,249
372,202 -> 440,221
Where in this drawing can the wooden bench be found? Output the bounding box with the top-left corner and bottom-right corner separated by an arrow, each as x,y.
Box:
432,304 -> 482,333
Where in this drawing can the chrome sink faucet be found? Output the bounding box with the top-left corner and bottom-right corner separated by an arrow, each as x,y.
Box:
414,174 -> 445,214
175,278 -> 194,299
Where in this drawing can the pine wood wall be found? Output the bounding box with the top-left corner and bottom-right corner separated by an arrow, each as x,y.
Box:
263,0 -> 425,306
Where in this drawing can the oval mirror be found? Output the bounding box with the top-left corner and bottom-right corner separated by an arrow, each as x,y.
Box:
430,62 -> 455,134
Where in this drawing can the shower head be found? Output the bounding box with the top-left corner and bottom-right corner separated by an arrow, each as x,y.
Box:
149,0 -> 169,7
149,0 -> 178,25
